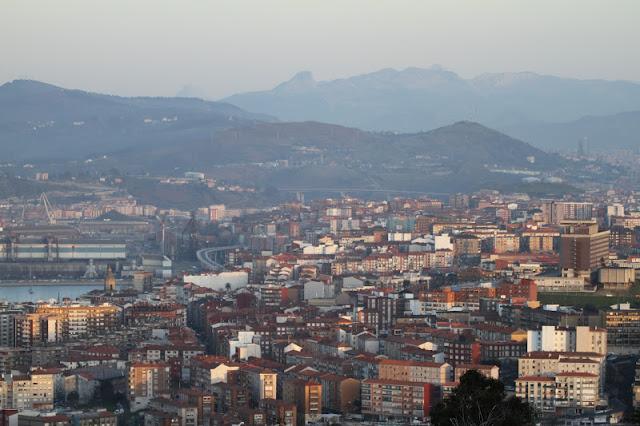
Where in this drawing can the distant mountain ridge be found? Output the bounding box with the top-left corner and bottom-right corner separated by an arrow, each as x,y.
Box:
0,78 -> 596,197
107,119 -> 564,195
504,110 -> 640,152
0,79 -> 274,160
223,67 -> 640,146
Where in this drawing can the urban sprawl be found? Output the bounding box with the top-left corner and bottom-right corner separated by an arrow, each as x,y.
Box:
1,181 -> 640,425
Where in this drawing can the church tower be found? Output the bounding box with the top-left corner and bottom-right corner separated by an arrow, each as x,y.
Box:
104,265 -> 116,293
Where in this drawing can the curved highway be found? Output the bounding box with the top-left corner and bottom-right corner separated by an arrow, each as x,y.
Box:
196,245 -> 242,271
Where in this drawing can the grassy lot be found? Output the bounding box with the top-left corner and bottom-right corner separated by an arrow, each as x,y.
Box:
537,292 -> 635,309
538,282 -> 640,309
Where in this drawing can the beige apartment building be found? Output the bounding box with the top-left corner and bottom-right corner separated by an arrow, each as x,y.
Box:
518,352 -> 604,378
515,376 -> 556,412
128,362 -> 171,412
516,372 -> 599,412
377,359 -> 452,385
0,371 -> 55,410
34,303 -> 121,340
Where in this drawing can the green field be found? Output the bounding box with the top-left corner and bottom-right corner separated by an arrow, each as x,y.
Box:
538,292 -> 638,309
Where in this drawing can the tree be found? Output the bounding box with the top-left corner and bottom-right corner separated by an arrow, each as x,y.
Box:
430,370 -> 535,426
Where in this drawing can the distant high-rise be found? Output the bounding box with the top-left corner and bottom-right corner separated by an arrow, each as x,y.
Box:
543,201 -> 594,224
606,203 -> 625,226
208,204 -> 226,222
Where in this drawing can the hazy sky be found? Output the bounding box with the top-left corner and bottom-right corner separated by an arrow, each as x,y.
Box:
2,0 -> 639,99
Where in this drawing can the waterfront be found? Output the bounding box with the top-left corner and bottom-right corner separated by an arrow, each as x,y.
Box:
0,282 -> 106,302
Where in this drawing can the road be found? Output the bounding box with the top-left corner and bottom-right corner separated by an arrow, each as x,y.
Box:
196,245 -> 242,271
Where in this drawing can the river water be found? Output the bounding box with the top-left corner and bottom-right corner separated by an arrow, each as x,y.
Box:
0,282 -> 104,303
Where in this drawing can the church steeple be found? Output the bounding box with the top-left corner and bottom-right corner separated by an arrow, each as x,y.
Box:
104,265 -> 116,293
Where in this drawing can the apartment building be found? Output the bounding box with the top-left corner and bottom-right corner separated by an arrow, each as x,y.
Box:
454,364 -> 499,382
518,352 -> 604,378
190,355 -> 240,391
516,372 -> 599,413
238,365 -> 277,405
260,398 -> 297,426
527,325 -> 607,355
34,303 -> 121,340
603,304 -> 640,354
377,359 -> 452,385
318,373 -> 360,413
147,397 -> 199,426
361,379 -> 435,421
128,362 -> 171,411
559,224 -> 609,277
282,378 -> 321,426
0,371 -> 55,410
518,351 -> 605,397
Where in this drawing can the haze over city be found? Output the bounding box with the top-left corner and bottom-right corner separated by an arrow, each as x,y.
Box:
1,1 -> 640,425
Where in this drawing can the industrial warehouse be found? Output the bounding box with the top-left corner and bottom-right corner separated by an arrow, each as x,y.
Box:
0,239 -> 126,261
0,224 -> 127,279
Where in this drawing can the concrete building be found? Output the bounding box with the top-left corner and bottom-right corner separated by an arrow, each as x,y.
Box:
282,378 -> 321,426
602,304 -> 640,354
532,276 -> 585,293
361,379 -> 435,421
228,331 -> 261,361
454,364 -> 499,382
634,359 -> 640,408
523,229 -> 559,253
516,372 -> 599,413
147,397 -> 199,426
190,356 -> 239,390
377,359 -> 451,386
303,280 -> 334,300
238,365 -> 277,405
598,267 -> 635,291
559,224 -> 609,278
260,399 -> 297,426
208,205 -> 226,222
453,234 -> 481,257
544,201 -> 594,224
517,351 -> 605,397
527,326 -> 607,355
0,309 -> 22,347
140,255 -> 172,279
493,233 -> 520,254
0,240 -> 126,261
318,374 -> 360,413
34,303 -> 121,341
128,362 -> 171,411
0,371 -> 55,410
515,375 -> 556,413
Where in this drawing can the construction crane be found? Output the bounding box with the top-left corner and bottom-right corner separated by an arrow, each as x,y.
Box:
40,192 -> 56,225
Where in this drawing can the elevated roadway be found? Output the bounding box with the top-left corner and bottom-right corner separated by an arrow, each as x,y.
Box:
196,245 -> 242,271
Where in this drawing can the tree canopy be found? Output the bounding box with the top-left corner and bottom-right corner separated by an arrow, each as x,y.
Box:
430,369 -> 535,426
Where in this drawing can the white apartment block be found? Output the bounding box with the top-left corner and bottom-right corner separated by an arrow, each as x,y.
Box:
527,326 -> 607,355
